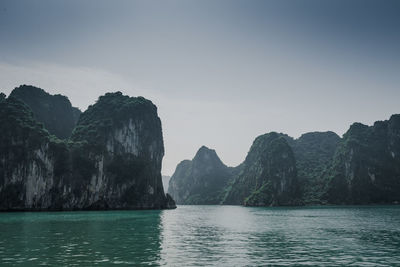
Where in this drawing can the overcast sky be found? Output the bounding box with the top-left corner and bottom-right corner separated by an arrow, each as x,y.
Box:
1,0 -> 399,175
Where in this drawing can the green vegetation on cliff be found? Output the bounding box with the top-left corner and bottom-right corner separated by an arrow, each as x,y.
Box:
0,87 -> 174,210
71,92 -> 161,152
168,146 -> 237,204
0,96 -> 52,151
0,97 -> 61,208
2,84 -> 400,208
325,116 -> 400,204
9,85 -> 81,139
173,116 -> 400,206
290,132 -> 341,204
223,132 -> 301,206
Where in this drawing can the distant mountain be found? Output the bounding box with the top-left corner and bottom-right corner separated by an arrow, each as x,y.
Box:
223,132 -> 301,206
172,115 -> 400,206
162,175 -> 171,192
168,146 -> 238,204
9,85 -> 81,139
325,115 -> 400,204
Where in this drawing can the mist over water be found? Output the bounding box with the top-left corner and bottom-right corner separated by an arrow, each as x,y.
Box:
1,205 -> 399,266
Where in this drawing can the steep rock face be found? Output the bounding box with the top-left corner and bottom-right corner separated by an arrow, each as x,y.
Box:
0,93 -> 5,102
325,115 -> 400,204
290,132 -> 341,204
168,146 -> 235,204
72,107 -> 81,124
0,92 -> 175,210
69,92 -> 170,209
223,132 -> 301,206
9,85 -> 81,139
0,97 -> 54,208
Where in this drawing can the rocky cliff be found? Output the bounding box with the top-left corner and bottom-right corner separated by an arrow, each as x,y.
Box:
168,146 -> 236,204
9,85 -> 81,139
325,115 -> 400,204
223,132 -> 301,206
168,114 -> 400,207
0,90 -> 175,210
289,132 -> 341,204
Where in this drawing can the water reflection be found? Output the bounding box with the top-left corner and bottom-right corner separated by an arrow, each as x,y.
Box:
0,210 -> 164,265
1,206 -> 400,266
158,205 -> 400,266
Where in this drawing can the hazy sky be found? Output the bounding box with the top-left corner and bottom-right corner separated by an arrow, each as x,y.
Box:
1,0 -> 399,175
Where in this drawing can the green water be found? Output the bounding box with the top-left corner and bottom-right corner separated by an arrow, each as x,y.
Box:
0,206 -> 400,266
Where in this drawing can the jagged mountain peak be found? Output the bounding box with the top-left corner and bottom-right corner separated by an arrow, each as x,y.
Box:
193,145 -> 224,166
168,146 -> 236,204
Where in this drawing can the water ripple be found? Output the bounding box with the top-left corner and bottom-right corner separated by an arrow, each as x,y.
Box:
0,206 -> 399,266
